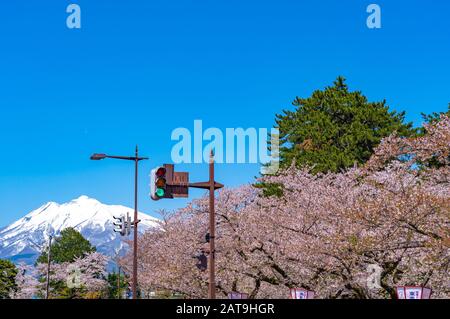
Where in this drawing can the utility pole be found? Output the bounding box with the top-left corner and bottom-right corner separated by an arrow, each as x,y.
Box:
208,150 -> 216,299
46,235 -> 53,299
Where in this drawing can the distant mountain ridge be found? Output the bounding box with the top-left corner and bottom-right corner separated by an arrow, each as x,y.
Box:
0,195 -> 159,265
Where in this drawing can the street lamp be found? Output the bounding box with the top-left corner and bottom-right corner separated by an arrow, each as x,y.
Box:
90,153 -> 107,160
90,146 -> 148,299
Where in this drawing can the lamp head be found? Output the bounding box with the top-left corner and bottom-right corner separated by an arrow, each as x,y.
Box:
90,153 -> 107,160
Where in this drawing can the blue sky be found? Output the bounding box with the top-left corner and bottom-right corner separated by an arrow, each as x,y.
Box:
0,0 -> 449,226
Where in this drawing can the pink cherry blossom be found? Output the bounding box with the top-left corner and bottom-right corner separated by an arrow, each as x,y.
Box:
120,116 -> 449,299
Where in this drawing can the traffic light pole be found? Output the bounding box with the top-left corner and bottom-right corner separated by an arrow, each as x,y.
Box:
133,147 -> 139,300
188,150 -> 223,299
208,151 -> 217,299
150,150 -> 223,299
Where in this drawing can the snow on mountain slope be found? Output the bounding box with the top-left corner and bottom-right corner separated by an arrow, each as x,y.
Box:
0,195 -> 160,264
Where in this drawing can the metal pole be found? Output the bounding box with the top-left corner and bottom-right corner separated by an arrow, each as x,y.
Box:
208,150 -> 216,299
117,267 -> 121,299
46,235 -> 53,299
133,145 -> 139,299
90,147 -> 147,299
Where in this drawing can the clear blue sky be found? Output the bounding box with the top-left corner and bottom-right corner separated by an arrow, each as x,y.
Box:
0,0 -> 449,226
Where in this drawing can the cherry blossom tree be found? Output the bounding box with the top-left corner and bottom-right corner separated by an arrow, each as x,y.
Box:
9,264 -> 39,299
122,116 -> 449,299
35,251 -> 109,299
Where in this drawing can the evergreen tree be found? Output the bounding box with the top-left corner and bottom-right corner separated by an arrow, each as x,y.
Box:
421,103 -> 450,126
274,76 -> 416,174
37,228 -> 95,264
0,259 -> 18,299
106,271 -> 128,299
418,103 -> 450,168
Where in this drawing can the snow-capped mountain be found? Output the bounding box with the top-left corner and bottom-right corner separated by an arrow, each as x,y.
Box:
0,195 -> 160,265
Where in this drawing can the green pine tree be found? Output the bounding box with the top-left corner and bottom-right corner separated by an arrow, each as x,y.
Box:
37,228 -> 96,265
106,271 -> 128,299
0,259 -> 18,299
274,76 -> 416,173
421,103 -> 450,127
418,103 -> 450,168
258,77 -> 417,196
36,228 -> 97,299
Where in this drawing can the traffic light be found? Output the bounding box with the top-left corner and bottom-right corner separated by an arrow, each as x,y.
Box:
150,166 -> 169,200
124,212 -> 132,236
113,213 -> 132,237
113,215 -> 126,236
150,164 -> 189,201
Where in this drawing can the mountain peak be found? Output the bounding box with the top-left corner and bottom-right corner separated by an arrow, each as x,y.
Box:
70,195 -> 98,204
75,195 -> 90,200
0,196 -> 160,265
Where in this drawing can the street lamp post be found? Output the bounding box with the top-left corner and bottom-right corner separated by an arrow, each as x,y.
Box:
90,146 -> 148,299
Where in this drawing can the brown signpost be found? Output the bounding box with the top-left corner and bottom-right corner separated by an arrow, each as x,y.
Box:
163,164 -> 190,198
152,151 -> 223,299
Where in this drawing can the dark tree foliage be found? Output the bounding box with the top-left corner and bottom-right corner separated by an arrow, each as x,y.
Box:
421,103 -> 450,127
106,271 -> 128,299
418,103 -> 450,168
0,259 -> 18,299
274,76 -> 416,174
257,77 -> 417,197
37,227 -> 95,264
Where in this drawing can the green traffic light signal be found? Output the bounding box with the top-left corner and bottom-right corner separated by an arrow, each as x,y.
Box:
156,188 -> 165,197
